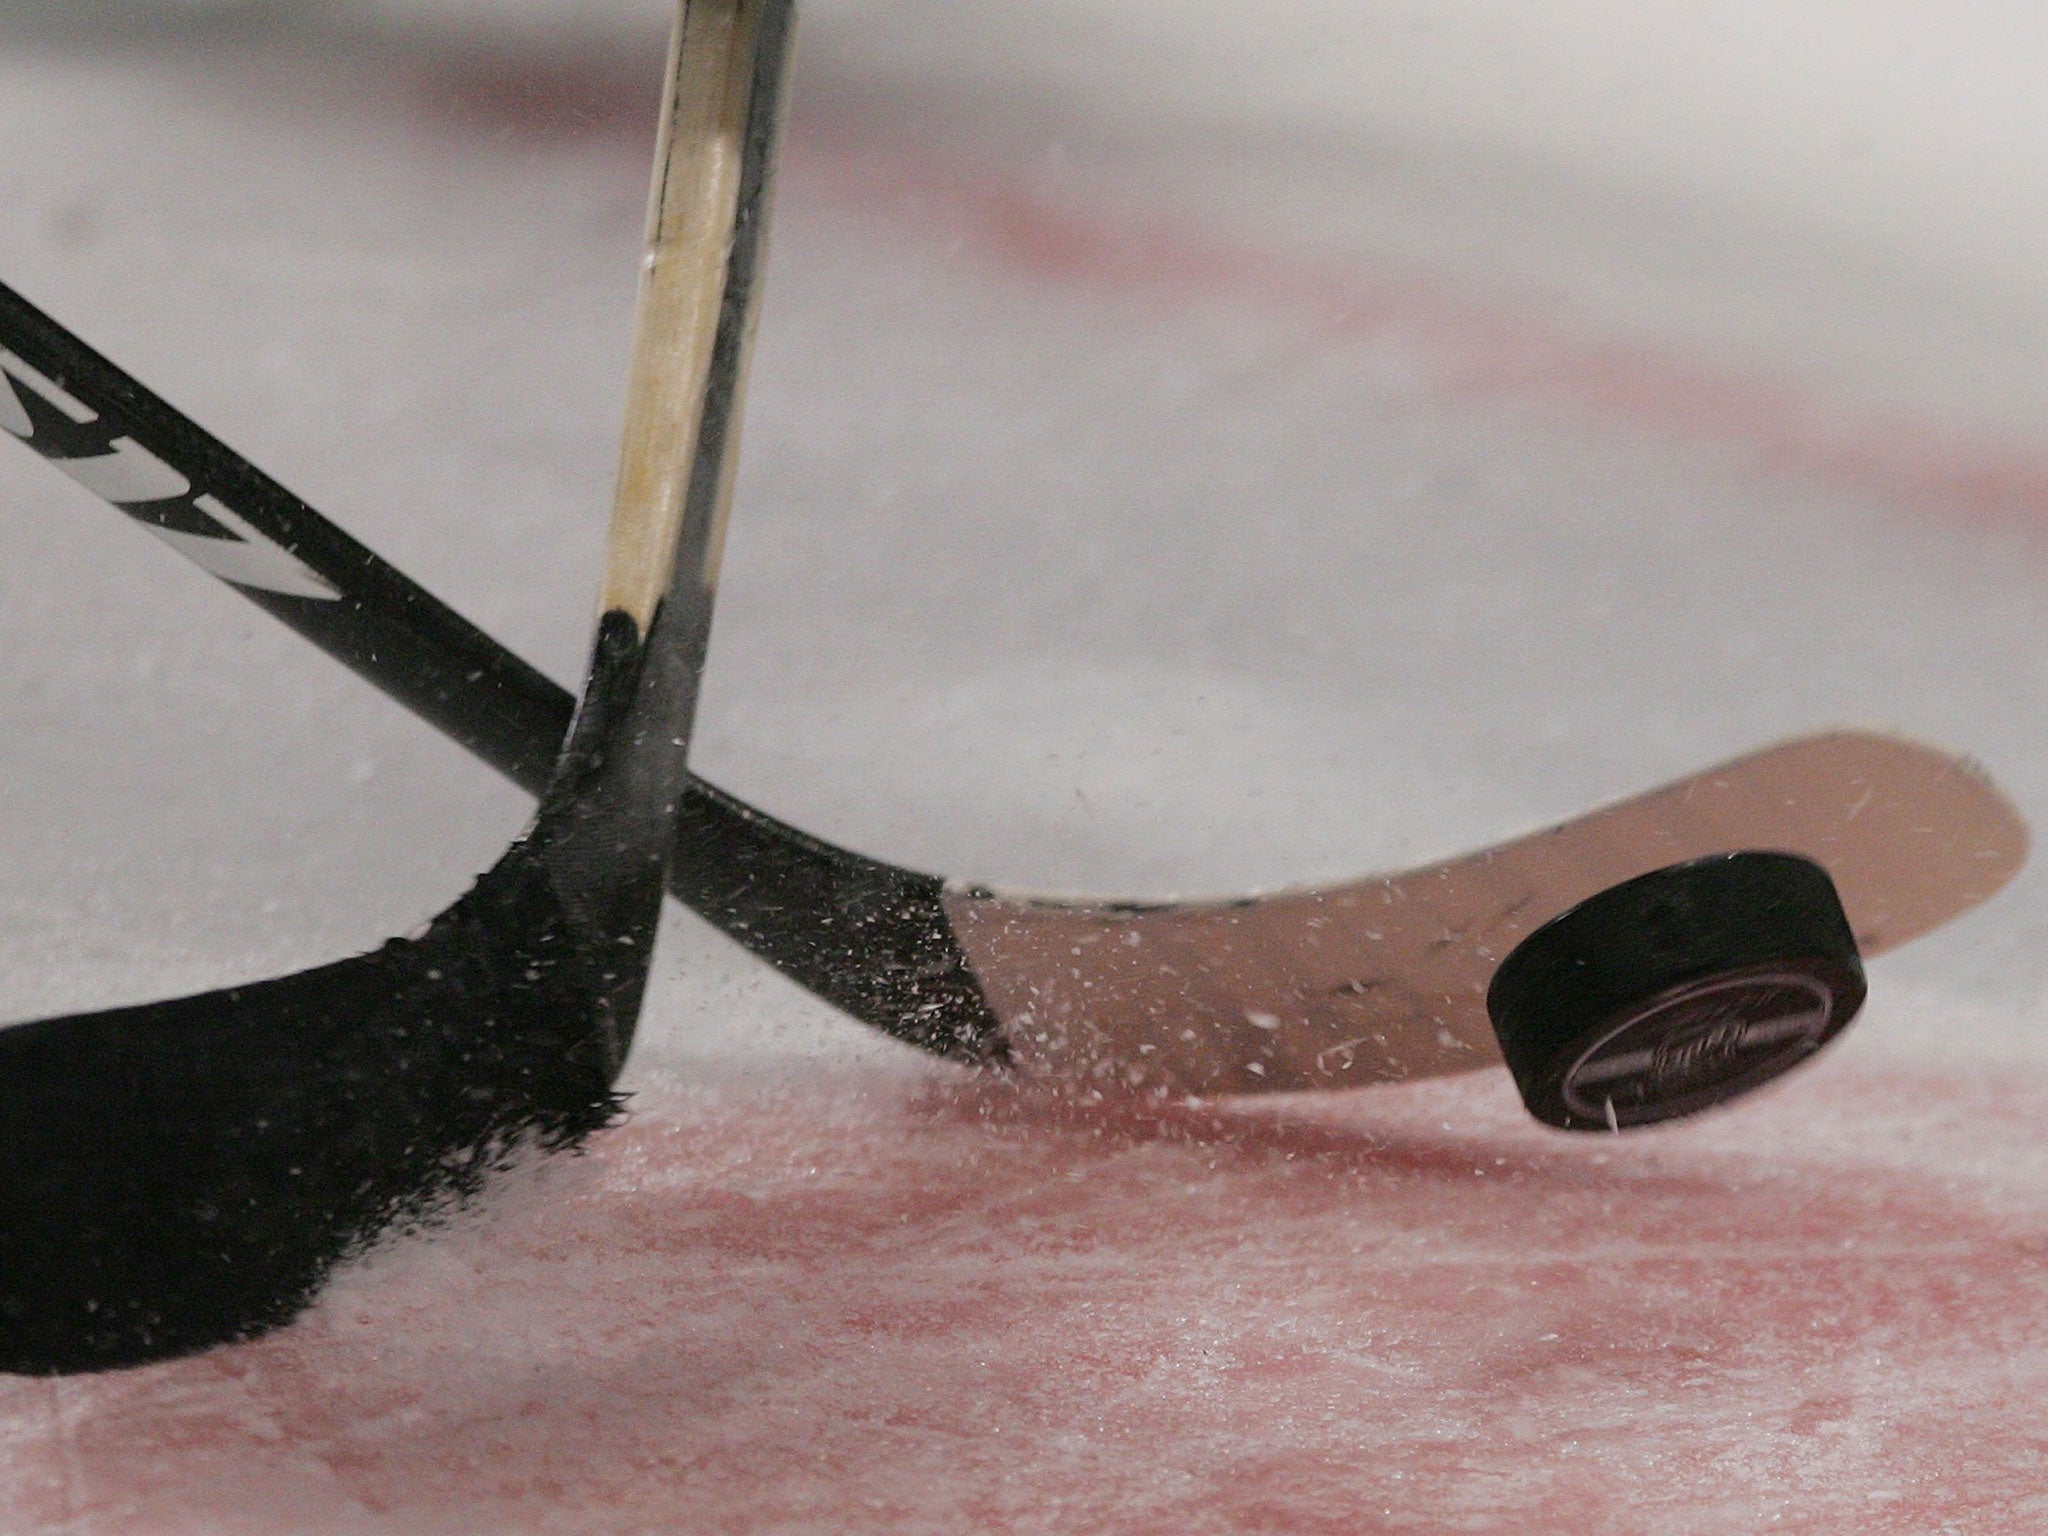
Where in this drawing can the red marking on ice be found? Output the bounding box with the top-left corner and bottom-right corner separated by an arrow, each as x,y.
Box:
422,53 -> 661,143
417,49 -> 2048,542
6,1062 -> 2048,1534
781,122 -> 2048,540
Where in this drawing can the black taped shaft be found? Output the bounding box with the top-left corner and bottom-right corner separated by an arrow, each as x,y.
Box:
0,281 -> 1007,1065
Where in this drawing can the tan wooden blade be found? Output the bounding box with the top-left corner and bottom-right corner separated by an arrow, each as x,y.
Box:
946,731 -> 2028,1097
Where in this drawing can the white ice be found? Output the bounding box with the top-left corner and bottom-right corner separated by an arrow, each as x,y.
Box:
4,2 -> 2048,1530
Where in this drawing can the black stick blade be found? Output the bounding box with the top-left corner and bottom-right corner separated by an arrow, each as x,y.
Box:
0,0 -> 791,1375
0,850 -> 623,1374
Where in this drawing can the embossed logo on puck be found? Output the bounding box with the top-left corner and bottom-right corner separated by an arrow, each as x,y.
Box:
1562,968 -> 1835,1126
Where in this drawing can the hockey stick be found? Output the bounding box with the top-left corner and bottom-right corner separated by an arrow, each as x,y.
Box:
0,0 -> 790,1375
0,74 -> 2026,1115
1,330 -> 2029,1111
0,283 -> 1006,1067
0,308 -> 2029,1107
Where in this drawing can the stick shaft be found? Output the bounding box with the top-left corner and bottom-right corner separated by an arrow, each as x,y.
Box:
0,278 -> 1004,1061
0,0 -> 1004,1061
0,282 -> 570,794
602,0 -> 755,629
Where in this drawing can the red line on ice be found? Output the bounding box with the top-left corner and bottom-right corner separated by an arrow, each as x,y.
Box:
423,48 -> 2048,536
781,119 -> 2048,538
9,1065 -> 2048,1533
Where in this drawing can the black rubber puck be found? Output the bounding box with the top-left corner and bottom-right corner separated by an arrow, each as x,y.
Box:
1485,851 -> 1865,1132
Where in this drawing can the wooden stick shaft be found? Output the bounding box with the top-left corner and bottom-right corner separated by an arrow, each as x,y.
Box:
602,0 -> 763,628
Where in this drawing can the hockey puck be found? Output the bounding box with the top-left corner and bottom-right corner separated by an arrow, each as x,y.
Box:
1485,851 -> 1865,1132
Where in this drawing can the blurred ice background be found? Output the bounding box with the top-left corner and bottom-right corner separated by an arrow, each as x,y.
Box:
4,0 -> 2048,1056
6,3 -> 2048,1530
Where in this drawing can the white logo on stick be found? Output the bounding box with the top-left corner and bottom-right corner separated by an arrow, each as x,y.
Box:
0,349 -> 340,602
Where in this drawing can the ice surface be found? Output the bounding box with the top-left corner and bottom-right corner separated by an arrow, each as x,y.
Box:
12,1065 -> 2048,1534
4,1 -> 2048,1529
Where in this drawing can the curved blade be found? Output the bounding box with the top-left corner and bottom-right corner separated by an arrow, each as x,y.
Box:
0,853 -> 618,1370
0,0 -> 793,1375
